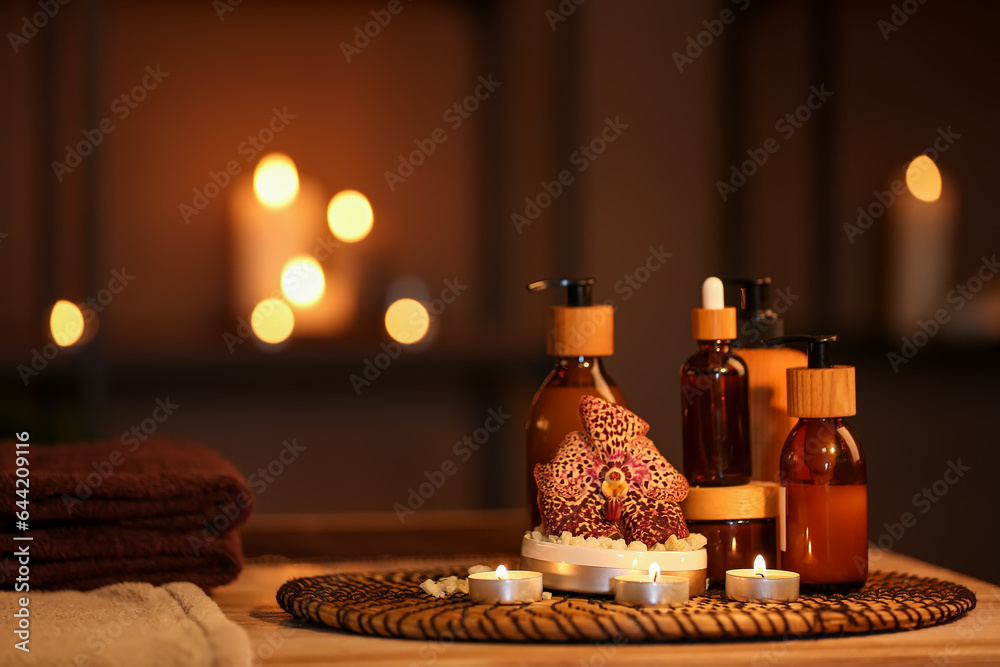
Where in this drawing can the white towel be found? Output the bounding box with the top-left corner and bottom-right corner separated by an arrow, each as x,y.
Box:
1,581 -> 251,667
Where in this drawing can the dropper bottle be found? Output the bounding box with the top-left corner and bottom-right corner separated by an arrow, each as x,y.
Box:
765,334 -> 868,592
525,278 -> 626,529
680,276 -> 751,486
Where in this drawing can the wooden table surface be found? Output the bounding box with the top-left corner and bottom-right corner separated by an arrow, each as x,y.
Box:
212,549 -> 1000,666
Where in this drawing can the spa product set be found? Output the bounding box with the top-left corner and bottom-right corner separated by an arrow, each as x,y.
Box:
522,275 -> 868,602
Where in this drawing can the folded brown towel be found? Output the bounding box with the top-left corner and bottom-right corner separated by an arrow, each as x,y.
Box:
8,531 -> 244,592
0,438 -> 253,591
0,438 -> 253,528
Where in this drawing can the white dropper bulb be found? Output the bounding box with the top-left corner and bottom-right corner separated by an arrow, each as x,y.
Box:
701,276 -> 725,310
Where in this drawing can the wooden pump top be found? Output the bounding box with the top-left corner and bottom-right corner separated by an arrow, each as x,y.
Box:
528,278 -> 615,357
765,335 -> 857,418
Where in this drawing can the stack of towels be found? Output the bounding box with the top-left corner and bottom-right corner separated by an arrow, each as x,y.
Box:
0,438 -> 253,591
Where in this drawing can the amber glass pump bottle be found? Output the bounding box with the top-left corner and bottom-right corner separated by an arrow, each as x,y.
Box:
525,278 -> 626,529
765,335 -> 868,592
680,276 -> 751,487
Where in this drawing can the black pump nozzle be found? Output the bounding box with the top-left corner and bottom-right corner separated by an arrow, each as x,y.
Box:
526,278 -> 595,307
723,277 -> 783,345
763,334 -> 838,368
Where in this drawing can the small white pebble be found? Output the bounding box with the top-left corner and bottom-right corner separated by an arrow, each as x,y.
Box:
611,539 -> 627,551
687,533 -> 708,550
419,579 -> 445,598
627,540 -> 647,552
542,592 -> 552,600
653,543 -> 666,552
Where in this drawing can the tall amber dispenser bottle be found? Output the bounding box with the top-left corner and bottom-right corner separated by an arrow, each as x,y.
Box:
725,277 -> 807,484
680,276 -> 751,487
770,335 -> 868,592
525,278 -> 625,529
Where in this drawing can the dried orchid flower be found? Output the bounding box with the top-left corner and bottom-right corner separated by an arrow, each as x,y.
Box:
534,396 -> 690,546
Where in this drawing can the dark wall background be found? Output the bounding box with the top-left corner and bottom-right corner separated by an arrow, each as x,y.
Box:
1,0 -> 997,583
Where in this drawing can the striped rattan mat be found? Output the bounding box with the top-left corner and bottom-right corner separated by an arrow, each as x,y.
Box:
276,568 -> 976,642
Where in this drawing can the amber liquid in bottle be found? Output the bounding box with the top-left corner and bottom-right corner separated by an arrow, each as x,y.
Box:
780,417 -> 868,592
525,357 -> 626,528
680,340 -> 751,486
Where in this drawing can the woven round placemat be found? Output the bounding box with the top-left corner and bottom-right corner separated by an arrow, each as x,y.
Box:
276,568 -> 976,643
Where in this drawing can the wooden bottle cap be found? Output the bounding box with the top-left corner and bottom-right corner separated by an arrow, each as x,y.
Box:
691,307 -> 737,341
786,365 -> 856,417
546,305 -> 615,357
681,481 -> 779,521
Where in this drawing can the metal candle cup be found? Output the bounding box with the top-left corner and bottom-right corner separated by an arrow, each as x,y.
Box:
613,563 -> 689,607
726,555 -> 800,602
468,565 -> 543,605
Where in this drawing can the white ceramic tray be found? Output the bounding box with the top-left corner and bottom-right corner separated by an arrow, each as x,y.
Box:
520,536 -> 707,596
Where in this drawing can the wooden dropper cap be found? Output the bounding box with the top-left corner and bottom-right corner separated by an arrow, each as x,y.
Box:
527,278 -> 615,357
692,276 -> 737,340
766,335 -> 856,417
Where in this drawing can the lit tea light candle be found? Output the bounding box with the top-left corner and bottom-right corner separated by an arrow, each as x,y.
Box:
726,554 -> 800,602
467,565 -> 543,605
613,562 -> 689,607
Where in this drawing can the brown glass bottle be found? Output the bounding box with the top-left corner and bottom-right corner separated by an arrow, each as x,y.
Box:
680,340 -> 751,486
526,356 -> 626,528
780,416 -> 867,593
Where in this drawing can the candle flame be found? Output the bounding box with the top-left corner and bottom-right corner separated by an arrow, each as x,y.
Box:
753,554 -> 767,572
649,562 -> 660,582
496,565 -> 508,580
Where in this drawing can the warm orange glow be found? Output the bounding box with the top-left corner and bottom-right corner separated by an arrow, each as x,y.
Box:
495,565 -> 508,580
327,190 -> 373,243
384,298 -> 429,344
50,300 -> 85,347
905,155 -> 942,202
253,154 -> 300,208
753,554 -> 767,572
251,298 -> 295,344
649,562 -> 661,582
281,255 -> 326,308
